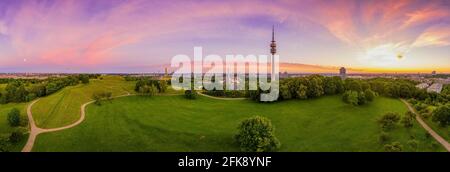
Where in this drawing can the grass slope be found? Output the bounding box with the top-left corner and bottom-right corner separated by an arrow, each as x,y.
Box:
33,95 -> 444,152
0,102 -> 29,151
31,76 -> 135,129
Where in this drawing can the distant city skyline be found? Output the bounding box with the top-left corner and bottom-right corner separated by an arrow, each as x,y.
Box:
0,0 -> 449,73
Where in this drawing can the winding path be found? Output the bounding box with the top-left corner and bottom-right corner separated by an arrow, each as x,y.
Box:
401,99 -> 450,152
22,92 -> 133,152
197,92 -> 247,100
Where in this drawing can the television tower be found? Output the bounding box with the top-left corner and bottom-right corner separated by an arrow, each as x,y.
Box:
270,25 -> 277,78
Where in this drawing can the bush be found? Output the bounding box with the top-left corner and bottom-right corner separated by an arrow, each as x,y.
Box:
401,111 -> 415,128
184,90 -> 198,99
364,89 -> 376,102
431,105 -> 450,127
0,136 -> 11,152
343,91 -> 359,106
92,91 -> 113,105
9,131 -> 23,144
384,142 -> 403,152
378,112 -> 400,130
379,132 -> 390,143
407,139 -> 419,151
235,116 -> 281,152
7,108 -> 21,127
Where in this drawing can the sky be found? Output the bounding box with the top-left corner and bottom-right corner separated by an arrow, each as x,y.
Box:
0,0 -> 449,73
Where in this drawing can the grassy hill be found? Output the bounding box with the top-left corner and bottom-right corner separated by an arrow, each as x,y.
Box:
31,75 -> 135,129
33,95 -> 444,152
0,102 -> 29,152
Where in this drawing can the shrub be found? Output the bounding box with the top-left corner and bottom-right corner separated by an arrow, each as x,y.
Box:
384,142 -> 403,152
9,131 -> 23,144
378,112 -> 400,130
364,89 -> 376,102
407,139 -> 419,151
401,111 -> 415,128
379,132 -> 390,143
92,91 -> 113,105
343,91 -> 359,106
431,105 -> 450,127
7,108 -> 21,127
184,90 -> 198,99
0,136 -> 11,152
235,116 -> 280,152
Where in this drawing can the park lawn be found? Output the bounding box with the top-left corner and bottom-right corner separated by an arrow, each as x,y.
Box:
31,75 -> 136,129
33,95 -> 444,152
0,102 -> 29,152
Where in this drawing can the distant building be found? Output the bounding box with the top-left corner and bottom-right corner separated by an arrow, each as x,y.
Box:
416,83 -> 429,90
427,83 -> 443,93
339,67 -> 347,79
432,71 -> 437,75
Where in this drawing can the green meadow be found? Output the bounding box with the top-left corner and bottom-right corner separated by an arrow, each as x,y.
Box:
0,102 -> 28,151
31,76 -> 135,129
33,95 -> 444,152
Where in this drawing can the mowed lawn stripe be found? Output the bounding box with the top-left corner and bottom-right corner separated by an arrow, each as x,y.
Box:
31,76 -> 136,129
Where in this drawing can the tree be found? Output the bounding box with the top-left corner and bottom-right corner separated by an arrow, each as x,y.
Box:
401,111 -> 415,128
0,136 -> 10,152
9,131 -> 23,144
280,83 -> 292,100
184,90 -> 197,99
7,108 -> 21,127
407,139 -> 419,151
378,112 -> 401,130
158,80 -> 167,93
79,74 -> 90,84
295,84 -> 308,99
323,77 -> 337,95
343,91 -> 359,106
357,91 -> 367,105
384,142 -> 403,152
235,116 -> 281,152
432,105 -> 450,127
148,85 -> 158,96
364,89 -> 375,102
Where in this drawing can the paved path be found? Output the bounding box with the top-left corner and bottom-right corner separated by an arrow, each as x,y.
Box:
401,99 -> 450,152
197,92 -> 247,100
22,92 -> 132,152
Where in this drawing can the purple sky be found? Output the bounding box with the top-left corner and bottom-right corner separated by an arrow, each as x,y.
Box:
0,0 -> 449,73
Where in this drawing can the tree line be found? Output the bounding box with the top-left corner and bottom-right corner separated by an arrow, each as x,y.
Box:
0,74 -> 99,104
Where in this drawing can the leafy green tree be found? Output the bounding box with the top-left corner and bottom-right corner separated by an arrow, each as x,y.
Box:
9,131 -> 23,144
148,85 -> 158,96
7,108 -> 21,127
295,84 -> 308,99
79,74 -> 90,84
343,91 -> 359,106
0,136 -> 11,152
357,91 -> 367,105
401,111 -> 415,128
184,90 -> 197,99
432,105 -> 450,127
378,112 -> 401,130
235,116 -> 281,152
364,89 -> 376,102
158,80 -> 167,93
280,83 -> 292,100
407,139 -> 419,151
323,77 -> 337,95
